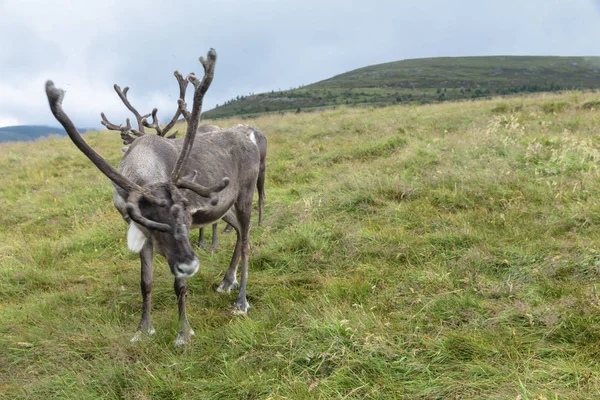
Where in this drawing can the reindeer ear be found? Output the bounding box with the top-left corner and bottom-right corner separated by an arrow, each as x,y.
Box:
127,222 -> 148,253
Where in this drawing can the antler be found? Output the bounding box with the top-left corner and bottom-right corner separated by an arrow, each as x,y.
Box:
45,81 -> 142,193
113,84 -> 150,133
46,80 -> 175,233
100,84 -> 150,144
46,49 -> 224,233
100,113 -> 144,145
141,71 -> 190,137
106,70 -> 188,142
176,172 -> 230,205
171,49 -> 217,182
169,49 -> 229,202
141,108 -> 164,136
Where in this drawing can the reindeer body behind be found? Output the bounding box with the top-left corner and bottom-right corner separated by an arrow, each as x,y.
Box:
113,129 -> 259,227
195,124 -> 267,249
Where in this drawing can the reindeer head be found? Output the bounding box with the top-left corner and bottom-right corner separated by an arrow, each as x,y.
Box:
45,49 -> 225,278
123,172 -> 228,278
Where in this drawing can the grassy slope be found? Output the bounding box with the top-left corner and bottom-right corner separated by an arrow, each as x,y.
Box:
203,56 -> 600,119
3,92 -> 600,398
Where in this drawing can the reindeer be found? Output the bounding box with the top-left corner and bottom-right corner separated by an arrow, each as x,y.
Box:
45,49 -> 260,346
104,93 -> 267,252
194,123 -> 267,249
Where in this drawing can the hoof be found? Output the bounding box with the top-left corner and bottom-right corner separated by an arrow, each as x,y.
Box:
216,279 -> 239,294
130,327 -> 156,343
232,299 -> 250,316
174,329 -> 195,347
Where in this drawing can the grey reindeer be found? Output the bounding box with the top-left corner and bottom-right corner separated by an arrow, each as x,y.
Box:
105,101 -> 267,252
45,49 -> 261,347
195,123 -> 267,249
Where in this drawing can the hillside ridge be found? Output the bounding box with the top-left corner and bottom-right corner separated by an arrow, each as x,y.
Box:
203,55 -> 600,119
0,125 -> 95,143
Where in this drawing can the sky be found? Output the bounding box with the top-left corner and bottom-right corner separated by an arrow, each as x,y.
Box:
1,0 -> 600,128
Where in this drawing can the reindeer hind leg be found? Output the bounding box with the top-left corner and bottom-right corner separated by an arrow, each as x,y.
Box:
198,227 -> 206,249
257,164 -> 266,226
211,222 -> 219,249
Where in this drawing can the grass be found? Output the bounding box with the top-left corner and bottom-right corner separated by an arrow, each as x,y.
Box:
3,91 -> 600,398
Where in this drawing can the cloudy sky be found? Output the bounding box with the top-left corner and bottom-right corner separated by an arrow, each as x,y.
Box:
1,0 -> 600,128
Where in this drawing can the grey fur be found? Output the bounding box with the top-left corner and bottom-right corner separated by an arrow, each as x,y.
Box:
196,124 -> 267,249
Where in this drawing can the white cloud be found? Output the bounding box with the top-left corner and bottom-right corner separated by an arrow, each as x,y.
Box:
1,0 -> 600,127
0,116 -> 20,128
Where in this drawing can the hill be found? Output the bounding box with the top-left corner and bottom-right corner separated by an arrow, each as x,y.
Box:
0,125 -> 95,143
4,92 -> 600,397
203,55 -> 600,119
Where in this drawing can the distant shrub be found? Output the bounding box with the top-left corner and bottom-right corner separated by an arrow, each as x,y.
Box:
540,102 -> 569,114
492,103 -> 524,114
581,101 -> 600,110
492,103 -> 509,113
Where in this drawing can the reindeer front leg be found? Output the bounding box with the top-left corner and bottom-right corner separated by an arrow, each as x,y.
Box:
217,206 -> 251,314
174,277 -> 195,347
233,232 -> 251,315
131,241 -> 155,342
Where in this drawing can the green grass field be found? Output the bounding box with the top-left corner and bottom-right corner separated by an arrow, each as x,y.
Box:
3,91 -> 600,398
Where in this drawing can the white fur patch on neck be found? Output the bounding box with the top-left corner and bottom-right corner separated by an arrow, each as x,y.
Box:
127,222 -> 148,253
248,131 -> 257,145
